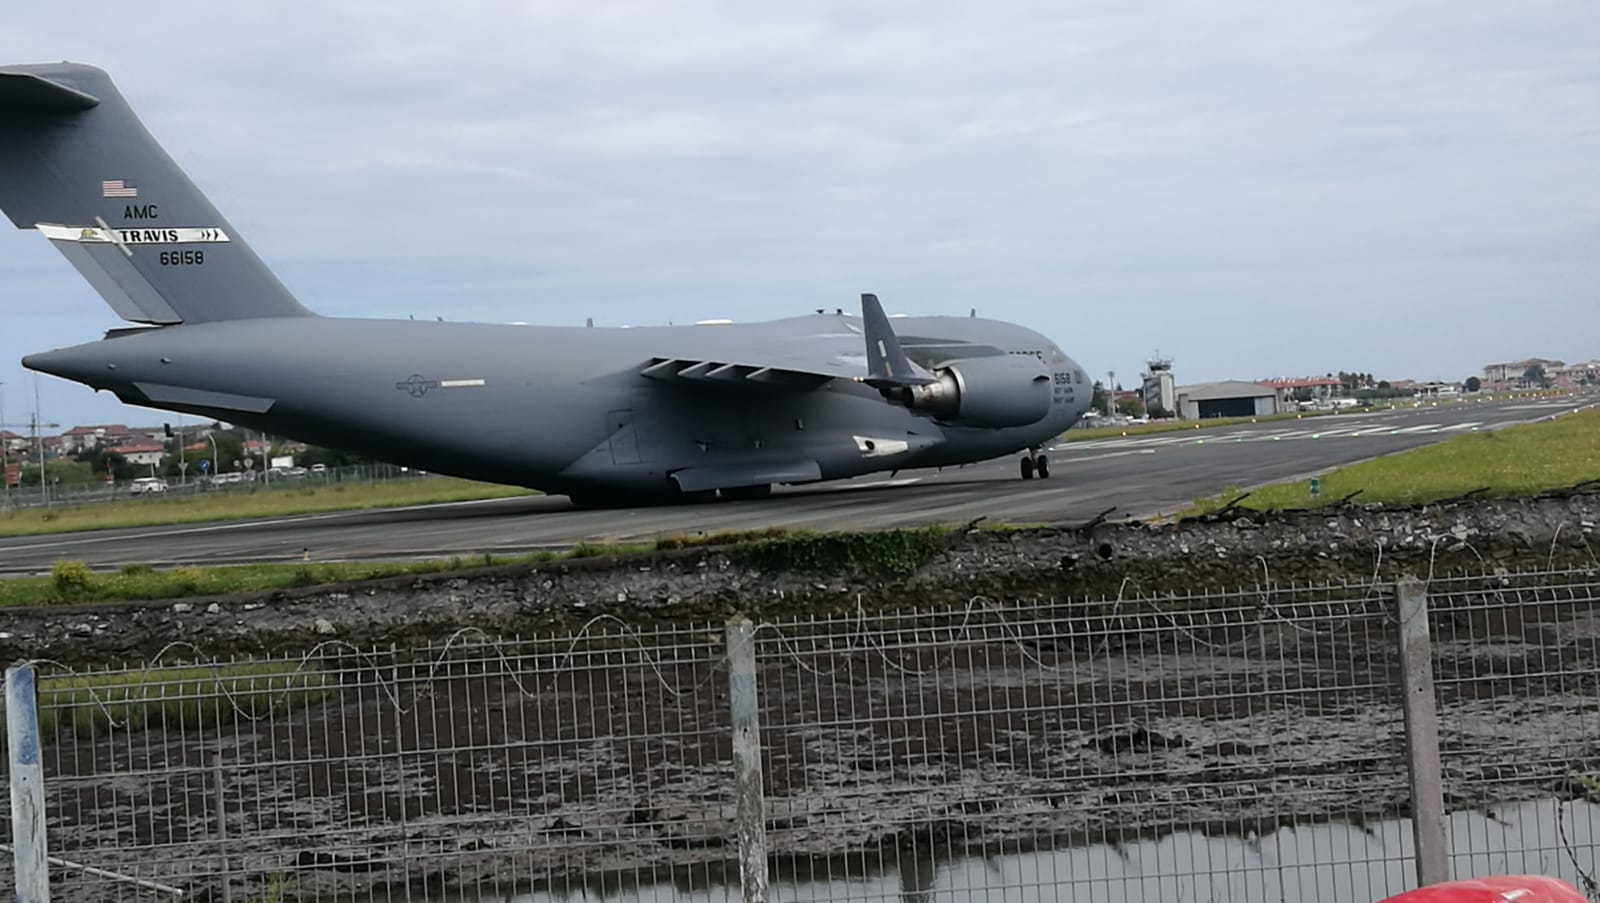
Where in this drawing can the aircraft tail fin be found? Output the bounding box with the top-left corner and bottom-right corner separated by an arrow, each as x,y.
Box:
0,63 -> 314,324
860,292 -> 934,388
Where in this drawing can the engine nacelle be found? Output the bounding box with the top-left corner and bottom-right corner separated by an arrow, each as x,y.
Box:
887,355 -> 1052,428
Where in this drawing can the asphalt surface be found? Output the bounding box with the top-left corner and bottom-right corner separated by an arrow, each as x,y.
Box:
1,395 -> 1591,572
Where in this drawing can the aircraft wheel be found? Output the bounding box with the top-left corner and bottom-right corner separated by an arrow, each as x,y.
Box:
720,484 -> 773,501
1035,455 -> 1050,479
1020,456 -> 1035,480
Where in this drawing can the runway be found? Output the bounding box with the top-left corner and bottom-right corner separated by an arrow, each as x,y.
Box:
0,395 -> 1590,573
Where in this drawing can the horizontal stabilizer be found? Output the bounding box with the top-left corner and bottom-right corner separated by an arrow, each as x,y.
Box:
0,68 -> 99,112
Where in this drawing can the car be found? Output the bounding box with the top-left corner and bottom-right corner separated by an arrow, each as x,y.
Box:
129,477 -> 168,495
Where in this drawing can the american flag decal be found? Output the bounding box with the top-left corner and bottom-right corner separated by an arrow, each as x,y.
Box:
101,180 -> 138,198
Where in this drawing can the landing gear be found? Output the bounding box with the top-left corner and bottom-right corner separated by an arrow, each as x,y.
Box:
719,484 -> 773,501
1019,449 -> 1050,480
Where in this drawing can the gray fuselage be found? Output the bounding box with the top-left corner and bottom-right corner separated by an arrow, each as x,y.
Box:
26,311 -> 1092,498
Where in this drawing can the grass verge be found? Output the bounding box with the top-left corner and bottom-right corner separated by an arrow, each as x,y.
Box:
1183,406 -> 1600,516
1058,389 -> 1577,444
0,477 -> 533,538
3,524 -> 963,607
12,555 -> 549,607
37,662 -> 329,736
1060,409 -> 1342,442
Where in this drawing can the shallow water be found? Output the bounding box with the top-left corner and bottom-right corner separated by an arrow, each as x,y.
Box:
362,797 -> 1600,903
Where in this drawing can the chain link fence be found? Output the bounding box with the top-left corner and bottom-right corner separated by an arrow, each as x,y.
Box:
0,566 -> 1597,901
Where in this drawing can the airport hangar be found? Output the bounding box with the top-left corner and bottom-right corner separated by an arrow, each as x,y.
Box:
1174,380 -> 1279,419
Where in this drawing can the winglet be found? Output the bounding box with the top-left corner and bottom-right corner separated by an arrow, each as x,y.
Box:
860,293 -> 934,387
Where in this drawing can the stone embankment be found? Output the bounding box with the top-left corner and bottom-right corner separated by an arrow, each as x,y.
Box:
2,493 -> 1594,664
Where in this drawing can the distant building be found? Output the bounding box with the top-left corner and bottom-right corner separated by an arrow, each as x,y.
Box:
1552,360 -> 1600,388
111,439 -> 166,468
1483,358 -> 1564,386
1414,381 -> 1462,398
1141,355 -> 1176,417
1258,376 -> 1342,407
59,424 -> 132,455
1175,381 -> 1278,420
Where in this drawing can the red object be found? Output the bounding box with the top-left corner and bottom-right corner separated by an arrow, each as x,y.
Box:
1379,875 -> 1587,902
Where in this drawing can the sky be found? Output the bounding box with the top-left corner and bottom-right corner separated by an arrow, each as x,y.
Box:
1,0 -> 1596,428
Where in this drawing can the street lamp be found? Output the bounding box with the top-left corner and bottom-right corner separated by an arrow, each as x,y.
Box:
0,380 -> 7,511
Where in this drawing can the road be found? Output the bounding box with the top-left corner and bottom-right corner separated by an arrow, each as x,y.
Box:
0,395 -> 1590,572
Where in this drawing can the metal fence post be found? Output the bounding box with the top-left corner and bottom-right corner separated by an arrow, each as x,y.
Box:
726,618 -> 769,903
215,755 -> 232,903
1397,577 -> 1449,887
7,662 -> 51,902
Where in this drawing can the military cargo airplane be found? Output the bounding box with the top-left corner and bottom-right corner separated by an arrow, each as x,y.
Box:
0,62 -> 1093,506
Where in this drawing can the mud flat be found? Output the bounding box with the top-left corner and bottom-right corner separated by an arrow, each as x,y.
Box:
32,564 -> 1600,901
7,494 -> 1599,900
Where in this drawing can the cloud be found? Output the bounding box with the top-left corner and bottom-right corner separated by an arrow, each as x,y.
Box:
1,0 -> 1596,424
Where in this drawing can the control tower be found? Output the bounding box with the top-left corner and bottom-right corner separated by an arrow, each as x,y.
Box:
1142,353 -> 1175,417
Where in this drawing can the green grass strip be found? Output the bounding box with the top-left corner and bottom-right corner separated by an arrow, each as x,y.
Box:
1058,390 -> 1566,443
1184,406 -> 1600,516
1060,409 -> 1342,442
36,663 -> 329,736
9,555 -> 549,608
0,477 -> 533,538
2,525 -> 965,607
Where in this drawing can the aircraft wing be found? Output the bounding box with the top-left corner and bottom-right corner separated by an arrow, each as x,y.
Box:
639,342 -> 863,392
638,294 -> 957,393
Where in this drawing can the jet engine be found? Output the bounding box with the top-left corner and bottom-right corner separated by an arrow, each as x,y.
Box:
885,355 -> 1052,428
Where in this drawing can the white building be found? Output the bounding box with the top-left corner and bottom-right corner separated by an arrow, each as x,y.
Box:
1175,381 -> 1279,420
1141,356 -> 1176,418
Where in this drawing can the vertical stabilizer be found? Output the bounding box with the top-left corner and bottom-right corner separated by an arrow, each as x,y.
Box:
860,292 -> 934,387
0,63 -> 313,323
